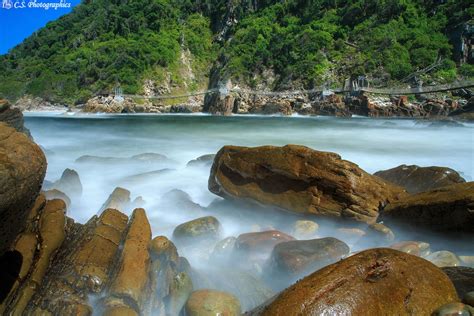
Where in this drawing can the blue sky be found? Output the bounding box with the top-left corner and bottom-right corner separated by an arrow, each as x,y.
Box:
0,0 -> 81,55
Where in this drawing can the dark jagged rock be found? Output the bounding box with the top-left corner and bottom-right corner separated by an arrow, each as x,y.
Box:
49,168 -> 83,201
381,182 -> 474,232
442,267 -> 474,302
249,101 -> 293,115
0,123 -> 46,256
0,99 -> 31,137
374,164 -> 466,194
209,145 -> 406,224
247,248 -> 459,315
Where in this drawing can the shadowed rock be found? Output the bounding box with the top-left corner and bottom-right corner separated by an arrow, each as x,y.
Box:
0,123 -> 46,256
0,99 -> 31,137
209,145 -> 406,224
374,164 -> 466,194
381,182 -> 474,232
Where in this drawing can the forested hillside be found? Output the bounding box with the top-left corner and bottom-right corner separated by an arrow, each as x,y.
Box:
0,0 -> 472,104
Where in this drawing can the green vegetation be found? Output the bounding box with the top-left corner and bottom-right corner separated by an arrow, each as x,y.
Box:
0,0 -> 472,104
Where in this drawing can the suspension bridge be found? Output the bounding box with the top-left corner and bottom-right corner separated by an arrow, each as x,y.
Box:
111,80 -> 474,101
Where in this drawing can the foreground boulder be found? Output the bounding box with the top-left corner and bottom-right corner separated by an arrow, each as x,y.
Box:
209,145 -> 406,224
0,123 -> 46,255
374,164 -> 466,194
381,182 -> 474,232
247,248 -> 458,315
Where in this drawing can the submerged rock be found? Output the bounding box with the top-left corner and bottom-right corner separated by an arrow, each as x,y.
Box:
43,189 -> 71,209
381,182 -> 474,232
191,268 -> 274,312
374,164 -> 466,194
209,145 -> 406,224
172,216 -> 221,245
75,152 -> 173,165
390,241 -> 430,257
99,187 -> 131,213
0,123 -> 46,255
235,230 -> 295,255
432,302 -> 474,316
268,237 -> 349,285
426,251 -> 461,267
49,168 -> 83,202
187,154 -> 216,167
291,220 -> 319,239
185,289 -> 241,316
247,248 -> 459,315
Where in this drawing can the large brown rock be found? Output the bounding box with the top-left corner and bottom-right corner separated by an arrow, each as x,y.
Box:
0,123 -> 47,255
381,182 -> 474,232
185,289 -> 241,316
374,164 -> 466,194
248,248 -> 459,315
209,145 -> 406,224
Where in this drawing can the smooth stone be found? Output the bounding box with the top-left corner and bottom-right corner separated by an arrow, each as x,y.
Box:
426,251 -> 461,267
291,220 -> 319,239
172,216 -> 221,245
432,302 -> 473,316
374,164 -> 465,194
247,248 -> 459,315
185,289 -> 241,316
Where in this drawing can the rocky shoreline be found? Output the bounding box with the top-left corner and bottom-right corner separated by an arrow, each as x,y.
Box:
1,105 -> 473,315
5,88 -> 474,121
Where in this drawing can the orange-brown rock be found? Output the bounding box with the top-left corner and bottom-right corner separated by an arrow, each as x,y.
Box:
209,145 -> 406,224
235,230 -> 295,255
269,237 -> 350,278
109,208 -> 152,310
185,289 -> 241,316
381,182 -> 474,232
247,248 -> 458,316
0,123 -> 47,254
374,164 -> 466,194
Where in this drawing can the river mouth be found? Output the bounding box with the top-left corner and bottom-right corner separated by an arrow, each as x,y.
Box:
24,113 -> 474,309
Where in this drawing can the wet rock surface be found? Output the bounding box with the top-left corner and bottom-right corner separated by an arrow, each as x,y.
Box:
185,289 -> 241,316
381,182 -> 474,232
247,248 -> 459,315
173,216 -> 221,245
0,123 -> 47,255
374,164 -> 466,194
268,237 -> 350,287
209,145 -> 406,224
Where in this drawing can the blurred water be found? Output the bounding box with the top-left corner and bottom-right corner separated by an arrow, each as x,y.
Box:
25,113 -> 473,223
24,113 -> 474,310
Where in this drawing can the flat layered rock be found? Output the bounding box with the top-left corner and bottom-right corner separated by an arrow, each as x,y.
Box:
374,164 -> 465,194
381,182 -> 474,232
209,145 -> 406,224
247,248 -> 458,315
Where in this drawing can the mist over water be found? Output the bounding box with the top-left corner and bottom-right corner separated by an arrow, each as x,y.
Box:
24,113 -> 474,310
